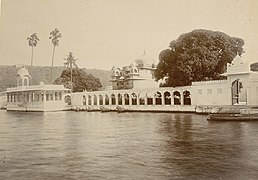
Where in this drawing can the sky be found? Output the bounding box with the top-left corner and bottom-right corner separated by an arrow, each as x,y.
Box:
0,0 -> 258,70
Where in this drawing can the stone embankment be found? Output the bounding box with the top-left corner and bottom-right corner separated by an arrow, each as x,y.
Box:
72,105 -> 258,114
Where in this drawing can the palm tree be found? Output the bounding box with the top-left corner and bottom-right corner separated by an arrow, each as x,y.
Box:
49,28 -> 62,83
27,33 -> 39,67
64,52 -> 78,91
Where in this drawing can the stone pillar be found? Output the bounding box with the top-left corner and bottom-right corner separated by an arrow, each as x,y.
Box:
171,94 -> 174,105
137,95 -> 140,105
43,92 -> 46,102
115,94 -> 119,105
246,86 -> 250,105
122,93 -> 125,105
180,91 -> 184,105
109,95 -> 112,105
96,94 -> 99,105
161,93 -> 165,105
129,94 -> 132,105
144,95 -> 148,105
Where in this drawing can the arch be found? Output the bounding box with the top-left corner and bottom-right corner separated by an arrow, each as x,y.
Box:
146,92 -> 153,105
124,93 -> 129,105
99,95 -> 103,105
118,93 -> 123,105
155,91 -> 162,105
173,91 -> 181,105
139,93 -> 145,105
183,90 -> 191,105
65,95 -> 71,105
232,79 -> 240,105
83,95 -> 86,105
131,93 -> 137,105
164,91 -> 171,105
24,78 -> 28,86
93,95 -> 97,105
111,94 -> 116,105
105,95 -> 109,105
88,95 -> 92,105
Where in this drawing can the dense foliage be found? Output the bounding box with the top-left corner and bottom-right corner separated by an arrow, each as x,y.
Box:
155,29 -> 245,87
54,69 -> 102,92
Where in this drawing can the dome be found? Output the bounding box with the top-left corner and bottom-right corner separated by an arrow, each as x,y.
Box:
17,67 -> 31,78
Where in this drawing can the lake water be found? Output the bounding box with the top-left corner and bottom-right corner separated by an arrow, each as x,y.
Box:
0,110 -> 258,179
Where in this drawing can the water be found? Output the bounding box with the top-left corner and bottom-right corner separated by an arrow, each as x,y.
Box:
0,110 -> 258,179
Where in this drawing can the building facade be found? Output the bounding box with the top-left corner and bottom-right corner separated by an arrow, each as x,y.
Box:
71,56 -> 258,111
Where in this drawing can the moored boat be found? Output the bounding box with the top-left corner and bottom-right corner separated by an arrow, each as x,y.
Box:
116,106 -> 128,113
207,113 -> 258,121
99,106 -> 110,112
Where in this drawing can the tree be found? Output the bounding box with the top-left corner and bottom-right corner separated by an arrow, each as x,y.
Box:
49,28 -> 62,83
155,29 -> 245,87
54,69 -> 102,92
64,52 -> 78,91
27,33 -> 39,67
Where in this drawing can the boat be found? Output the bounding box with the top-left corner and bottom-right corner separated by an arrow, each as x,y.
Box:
99,106 -> 110,112
116,106 -> 128,113
207,113 -> 258,121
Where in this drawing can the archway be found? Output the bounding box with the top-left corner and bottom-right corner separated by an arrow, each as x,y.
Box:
131,93 -> 137,105
83,95 -> 86,105
183,91 -> 191,105
232,79 -> 240,105
124,93 -> 129,105
88,95 -> 92,105
118,93 -> 123,105
139,93 -> 145,105
155,91 -> 162,105
65,95 -> 71,105
173,91 -> 181,105
146,92 -> 153,105
164,91 -> 171,105
105,95 -> 109,105
99,95 -> 103,105
93,95 -> 97,105
111,94 -> 116,105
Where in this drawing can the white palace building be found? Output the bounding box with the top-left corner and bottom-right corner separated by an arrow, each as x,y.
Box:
5,67 -> 70,111
70,55 -> 258,112
3,55 -> 258,112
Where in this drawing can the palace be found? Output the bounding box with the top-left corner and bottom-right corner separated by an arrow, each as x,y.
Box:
5,67 -> 71,111
70,55 -> 258,112
110,53 -> 159,90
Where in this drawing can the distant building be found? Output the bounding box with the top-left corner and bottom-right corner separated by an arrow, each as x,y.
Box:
5,67 -> 71,111
110,53 -> 159,90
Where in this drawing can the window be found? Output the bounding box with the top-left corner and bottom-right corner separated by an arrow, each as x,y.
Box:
207,89 -> 212,94
198,89 -> 202,94
217,88 -> 222,94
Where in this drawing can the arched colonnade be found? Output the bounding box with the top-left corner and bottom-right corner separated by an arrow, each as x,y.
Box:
72,88 -> 192,107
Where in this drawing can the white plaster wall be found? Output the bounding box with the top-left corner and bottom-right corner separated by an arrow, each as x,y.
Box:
133,79 -> 159,89
191,80 -> 230,105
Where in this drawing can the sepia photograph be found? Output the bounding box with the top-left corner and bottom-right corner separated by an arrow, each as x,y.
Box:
0,0 -> 258,179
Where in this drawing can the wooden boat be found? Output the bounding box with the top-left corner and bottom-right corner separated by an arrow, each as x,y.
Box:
116,106 -> 128,113
99,106 -> 110,112
207,113 -> 258,121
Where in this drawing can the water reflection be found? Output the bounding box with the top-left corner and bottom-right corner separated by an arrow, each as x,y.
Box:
0,111 -> 258,179
157,113 -> 258,179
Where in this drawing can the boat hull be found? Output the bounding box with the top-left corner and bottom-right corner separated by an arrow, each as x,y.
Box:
207,114 -> 258,121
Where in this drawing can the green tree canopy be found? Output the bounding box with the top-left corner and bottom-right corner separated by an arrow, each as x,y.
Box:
155,29 -> 245,87
54,69 -> 102,92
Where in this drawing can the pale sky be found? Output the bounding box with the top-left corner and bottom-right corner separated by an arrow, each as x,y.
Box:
0,0 -> 258,70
